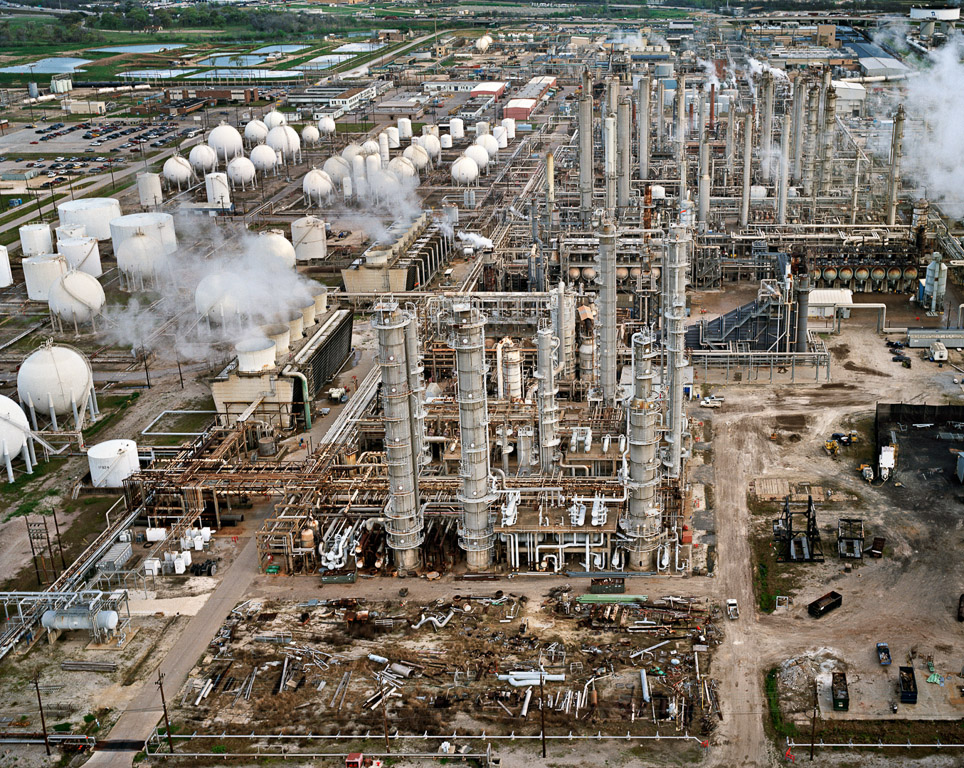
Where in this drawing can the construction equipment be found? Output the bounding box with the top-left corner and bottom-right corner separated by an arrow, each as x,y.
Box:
824,439 -> 839,457
858,464 -> 874,482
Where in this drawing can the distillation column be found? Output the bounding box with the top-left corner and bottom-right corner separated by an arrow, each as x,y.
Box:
552,281 -> 576,380
818,86 -> 837,197
604,113 -> 617,212
637,74 -> 651,181
535,326 -> 561,473
802,85 -> 820,197
791,79 -> 807,181
617,95 -> 632,210
596,220 -> 618,404
698,133 -> 710,231
740,114 -> 753,228
622,329 -> 663,570
676,74 -> 686,164
446,300 -> 495,570
579,70 -> 594,222
404,307 -> 429,470
663,226 -> 690,479
887,105 -> 905,226
777,119 -> 790,225
372,301 -> 424,570
656,79 -> 666,149
761,72 -> 774,181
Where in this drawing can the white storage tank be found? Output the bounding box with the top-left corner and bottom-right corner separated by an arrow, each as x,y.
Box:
116,231 -> 167,289
136,172 -> 163,208
501,117 -> 516,140
162,155 -> 193,189
87,439 -> 139,488
0,246 -> 11,288
264,110 -> 288,129
195,273 -> 243,324
451,155 -> 480,185
750,185 -> 768,200
449,118 -> 465,140
55,224 -> 86,243
291,216 -> 327,261
492,126 -> 508,149
463,145 -> 489,173
48,271 -> 105,327
475,121 -> 490,137
441,134 -> 453,149
189,144 -> 218,175
235,337 -> 276,373
476,133 -> 499,159
302,124 -> 320,145
421,134 -> 441,161
244,119 -> 269,145
303,168 -> 334,204
205,172 -> 231,208
398,118 -> 413,139
323,155 -> 351,185
385,126 -> 400,148
0,395 -> 30,472
403,143 -> 430,171
257,230 -> 296,269
262,323 -> 291,360
42,610 -> 118,632
17,343 -> 92,424
266,125 -> 301,161
57,198 -> 122,241
110,212 -> 177,256
388,156 -> 418,183
58,237 -> 102,278
227,156 -> 257,188
317,116 -> 336,135
207,122 -> 244,162
20,223 -> 53,257
22,253 -> 67,301
251,143 -> 278,174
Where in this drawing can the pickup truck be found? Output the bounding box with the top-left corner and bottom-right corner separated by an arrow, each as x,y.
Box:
700,398 -> 722,409
876,642 -> 892,665
725,599 -> 739,620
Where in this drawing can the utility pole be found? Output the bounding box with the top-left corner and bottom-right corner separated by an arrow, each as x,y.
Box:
34,676 -> 50,756
157,670 -> 174,753
539,672 -> 547,759
51,507 -> 67,572
381,679 -> 391,753
809,678 -> 818,760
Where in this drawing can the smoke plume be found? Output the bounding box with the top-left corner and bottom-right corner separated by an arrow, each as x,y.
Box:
457,232 -> 493,250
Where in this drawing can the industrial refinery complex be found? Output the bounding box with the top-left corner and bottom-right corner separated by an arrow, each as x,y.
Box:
0,7 -> 964,768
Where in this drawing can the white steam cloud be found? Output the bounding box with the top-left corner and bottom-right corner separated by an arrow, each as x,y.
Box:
457,232 -> 493,250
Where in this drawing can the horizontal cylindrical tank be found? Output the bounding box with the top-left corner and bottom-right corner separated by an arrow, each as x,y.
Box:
887,267 -> 902,283
22,253 -> 67,301
855,266 -> 870,282
87,439 -> 139,488
871,267 -> 886,282
236,338 -> 276,373
136,172 -> 163,208
57,198 -> 122,241
20,223 -> 53,257
750,185 -> 768,200
903,267 -> 918,280
582,267 -> 596,280
110,212 -> 177,256
822,267 -> 837,282
838,266 -> 854,282
42,610 -> 118,632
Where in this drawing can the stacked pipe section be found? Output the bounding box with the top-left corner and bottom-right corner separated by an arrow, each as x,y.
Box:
446,300 -> 495,570
372,301 -> 424,570
596,220 -> 618,405
535,325 -> 561,474
623,329 -> 663,570
662,225 -> 690,478
578,69 -> 594,223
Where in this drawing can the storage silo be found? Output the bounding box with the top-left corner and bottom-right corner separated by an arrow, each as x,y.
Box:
20,223 -> 53,257
57,198 -> 122,241
48,271 -> 106,331
110,212 -> 177,255
57,236 -> 102,277
22,253 -> 67,301
291,216 -> 327,261
17,343 -> 94,430
87,440 -> 139,488
0,395 -> 31,483
136,172 -> 163,209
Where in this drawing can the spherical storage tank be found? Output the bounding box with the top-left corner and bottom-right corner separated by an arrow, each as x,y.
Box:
403,143 -> 430,171
87,439 -> 139,488
162,155 -> 193,188
116,231 -> 168,289
189,144 -> 218,175
451,155 -> 480,185
475,133 -> 499,159
388,156 -> 418,182
111,213 -> 178,258
236,337 -> 276,373
361,139 -> 380,157
227,156 -> 257,187
257,230 -> 296,269
17,344 -> 92,418
57,198 -> 121,241
48,271 -> 105,326
341,143 -> 363,163
291,216 -> 327,261
263,110 -> 288,130
464,144 -> 490,171
421,134 -> 441,160
266,125 -> 301,160
317,116 -> 336,135
244,119 -> 269,145
195,273 -> 243,324
207,122 -> 244,162
0,394 -> 29,463
303,168 -> 334,204
302,125 -> 320,145
476,35 -> 493,53
20,223 -> 53,257
250,144 -> 277,174
22,254 -> 67,301
323,156 -> 351,184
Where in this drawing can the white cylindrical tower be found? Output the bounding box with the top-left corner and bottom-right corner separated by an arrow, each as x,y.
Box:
291,216 -> 327,261
57,198 -> 121,241
87,440 -> 139,488
136,172 -> 163,208
20,223 -> 53,257
22,253 -> 67,301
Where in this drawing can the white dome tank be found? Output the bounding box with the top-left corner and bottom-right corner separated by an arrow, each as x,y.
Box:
195,273 -> 243,323
87,439 -> 139,488
476,35 -> 492,52
441,134 -> 453,149
188,144 -> 218,175
421,134 -> 441,160
403,143 -> 430,170
267,125 -> 301,160
20,223 -> 52,257
116,231 -> 168,288
361,139 -> 379,156
162,155 -> 193,188
244,119 -> 269,145
476,133 -> 499,158
317,116 -> 336,135
249,143 -> 276,173
464,144 -> 490,171
302,124 -> 320,145
57,236 -> 102,277
48,271 -> 105,326
257,230 -> 296,269
451,155 -> 480,184
385,126 -> 400,148
205,172 -> 231,208
227,156 -> 257,187
57,198 -> 121,241
501,117 -> 516,140
449,118 -> 465,139
207,122 -> 244,162
55,224 -> 85,243
323,155 -> 351,184
17,344 -> 92,417
303,168 -> 334,204
110,212 -> 177,256
136,172 -> 163,208
263,110 -> 288,130
0,246 -> 10,289
235,337 -> 276,373
341,142 -> 362,163
398,118 -> 413,139
291,216 -> 327,261
388,156 -> 418,181
0,395 -> 29,461
23,253 -> 67,301
492,126 -> 508,149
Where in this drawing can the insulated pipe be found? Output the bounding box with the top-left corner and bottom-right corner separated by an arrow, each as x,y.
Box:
676,75 -> 686,164
617,96 -> 632,211
596,220 -> 618,405
725,112 -> 735,177
803,84 -> 820,197
887,105 -> 905,227
578,69 -> 594,223
281,367 -> 312,430
656,79 -> 666,149
795,276 -> 811,352
740,114 -> 752,228
637,74 -> 651,181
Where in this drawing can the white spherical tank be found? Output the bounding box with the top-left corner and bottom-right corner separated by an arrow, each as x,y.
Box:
0,246 -> 11,289
441,134 -> 453,149
48,271 -> 105,325
257,230 -> 296,269
205,172 -> 231,208
17,344 -> 92,417
110,212 -> 177,256
476,34 -> 492,52
264,110 -> 288,130
116,231 -> 167,287
208,122 -> 244,162
403,143 -> 430,170
87,439 -> 139,488
189,144 -> 218,175
492,126 -> 508,149
302,124 -> 320,145
57,236 -> 102,277
136,172 -> 163,208
235,337 -> 276,373
227,156 -> 257,187
0,395 -> 29,461
341,143 -> 363,162
20,223 -> 53,257
323,155 -> 351,185
359,139 -> 378,157
57,198 -> 121,241
195,273 -> 243,323
421,134 -> 442,160
55,224 -> 85,243
449,118 -> 465,139
291,216 -> 327,261
244,119 -> 269,145
317,116 -> 336,135
250,143 -> 277,173
22,253 -> 67,301
385,126 -> 400,148
162,155 -> 193,187
398,118 -> 413,139
451,155 -> 479,185
476,133 -> 499,158
267,125 -> 301,160
303,168 -> 334,204
388,156 -> 418,181
463,144 -> 490,171
501,117 -> 516,140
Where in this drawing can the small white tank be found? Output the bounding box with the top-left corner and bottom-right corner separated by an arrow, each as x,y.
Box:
22,253 -> 67,301
302,124 -> 320,145
207,122 -> 244,162
291,216 -> 327,261
449,118 -> 465,139
476,133 -> 499,158
398,118 -> 413,139
501,117 -> 516,140
244,119 -> 269,145
0,246 -> 11,288
57,198 -> 121,241
205,172 -> 231,208
251,143 -> 277,173
87,439 -> 139,488
263,110 -> 288,130
48,271 -> 105,325
476,121 -> 490,137
385,126 -> 400,148
162,155 -> 193,188
235,337 -> 276,373
441,134 -> 453,149
20,223 -> 53,257
492,126 -> 508,149
136,172 -> 163,208
317,116 -> 336,135
17,343 -> 92,418
110,212 -> 177,256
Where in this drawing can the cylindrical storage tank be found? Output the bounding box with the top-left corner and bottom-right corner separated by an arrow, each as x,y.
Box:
578,341 -> 594,380
838,266 -> 854,282
398,118 -> 413,139
264,110 -> 287,129
110,212 -> 177,256
501,117 -> 516,140
117,231 -> 167,287
0,395 -> 29,461
582,267 -> 596,281
257,230 -> 296,269
503,344 -> 522,399
22,254 -> 67,301
451,155 -> 479,185
263,323 -> 291,360
20,224 -> 53,257
323,155 -> 351,185
291,216 -> 327,261
318,116 -> 336,135
207,122 -> 244,162
421,124 -> 439,138
476,121 -> 490,137
378,132 -> 390,167
310,283 -> 328,314
342,176 -> 352,200
441,133 -> 453,149
251,143 -> 278,174
57,198 -> 121,241
227,156 -> 257,187
244,119 -> 269,145
42,610 -> 118,632
365,153 -> 380,180
286,309 -> 304,339
822,267 -> 837,283
235,337 -> 276,373
188,144 -> 218,175
136,172 -> 163,208
162,155 -> 193,188
0,246 -> 10,288
55,224 -> 85,243
48,271 -> 105,325
385,126 -> 400,148
809,268 -> 821,282
855,266 -> 870,282
450,118 -> 464,139
301,125 -> 320,145
464,144 -> 489,172
492,126 -> 508,149
87,439 -> 139,488
205,172 -> 231,208
630,267 -> 642,279
17,344 -> 92,417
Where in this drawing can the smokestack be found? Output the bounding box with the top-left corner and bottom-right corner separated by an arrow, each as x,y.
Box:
741,114 -> 753,228
535,326 -> 561,473
819,86 -> 837,197
662,225 -> 690,479
604,113 -> 617,211
777,120 -> 790,225
637,75 -> 651,181
887,104 -> 905,226
761,72 -> 774,181
617,96 -> 632,210
579,69 -> 594,223
596,220 -> 617,405
795,275 -> 810,352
